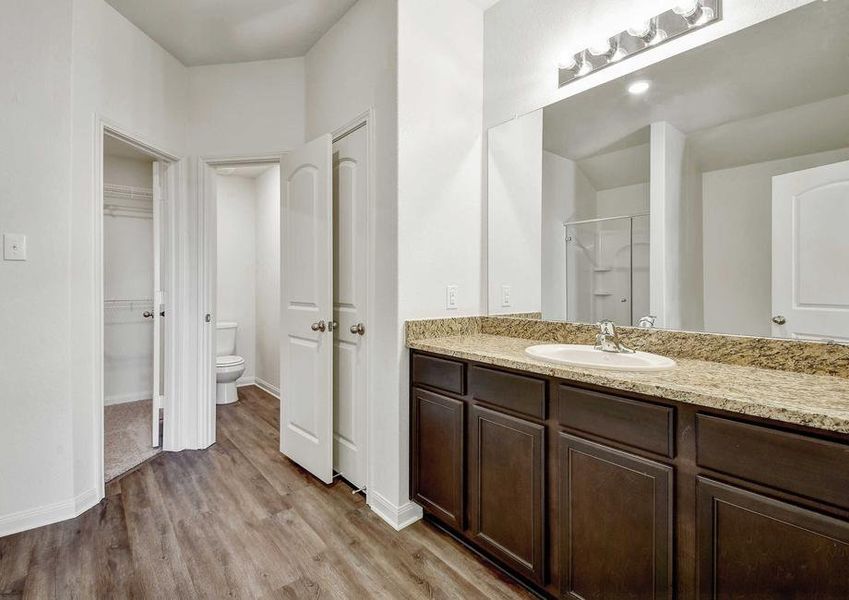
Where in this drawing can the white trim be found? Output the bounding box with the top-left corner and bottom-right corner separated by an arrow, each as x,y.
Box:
254,377 -> 280,398
0,488 -> 99,539
197,153 -> 287,451
105,391 -> 154,405
236,376 -> 256,388
367,491 -> 423,531
331,109 -> 377,510
94,116 -> 181,507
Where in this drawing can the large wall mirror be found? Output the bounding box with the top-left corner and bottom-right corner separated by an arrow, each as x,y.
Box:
488,0 -> 849,342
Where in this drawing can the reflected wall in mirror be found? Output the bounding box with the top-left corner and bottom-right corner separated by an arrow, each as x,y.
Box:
487,0 -> 849,342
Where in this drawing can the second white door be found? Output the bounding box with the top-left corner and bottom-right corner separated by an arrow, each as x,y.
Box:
332,125 -> 369,489
772,159 -> 849,341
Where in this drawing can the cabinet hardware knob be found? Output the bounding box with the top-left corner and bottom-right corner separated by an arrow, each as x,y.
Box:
350,323 -> 365,335
772,315 -> 786,325
311,320 -> 327,332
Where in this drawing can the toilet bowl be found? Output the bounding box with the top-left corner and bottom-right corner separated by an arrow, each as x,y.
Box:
216,322 -> 246,405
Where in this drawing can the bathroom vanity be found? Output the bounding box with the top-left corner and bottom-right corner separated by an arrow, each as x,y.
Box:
408,336 -> 849,599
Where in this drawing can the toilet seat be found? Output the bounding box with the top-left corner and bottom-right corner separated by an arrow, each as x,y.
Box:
216,355 -> 245,368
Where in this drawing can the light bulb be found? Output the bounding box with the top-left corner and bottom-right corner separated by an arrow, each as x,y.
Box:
588,38 -> 612,57
558,53 -> 578,71
627,20 -> 652,38
674,0 -> 714,26
673,0 -> 700,17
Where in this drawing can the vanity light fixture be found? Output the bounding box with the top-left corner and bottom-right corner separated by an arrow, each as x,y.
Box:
559,0 -> 721,87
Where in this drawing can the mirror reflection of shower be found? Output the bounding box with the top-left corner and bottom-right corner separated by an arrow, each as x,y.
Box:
565,213 -> 650,326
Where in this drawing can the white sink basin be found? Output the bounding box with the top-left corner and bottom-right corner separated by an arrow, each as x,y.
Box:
525,344 -> 676,372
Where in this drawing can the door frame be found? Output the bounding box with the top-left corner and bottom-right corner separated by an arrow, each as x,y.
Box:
331,109 -> 376,502
197,152 -> 286,446
93,117 -> 180,496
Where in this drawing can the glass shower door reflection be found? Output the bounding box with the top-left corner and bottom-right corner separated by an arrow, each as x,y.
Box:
565,214 -> 648,327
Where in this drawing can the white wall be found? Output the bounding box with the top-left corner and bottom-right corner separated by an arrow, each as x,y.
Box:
0,0 -> 75,535
104,155 -> 155,189
216,175 -> 257,384
702,146 -> 849,337
305,0 -> 404,521
70,0 -> 188,518
188,58 -> 305,156
255,166 -> 281,392
396,0 -> 485,523
103,155 -> 155,405
483,0 -> 814,128
487,110 -> 543,314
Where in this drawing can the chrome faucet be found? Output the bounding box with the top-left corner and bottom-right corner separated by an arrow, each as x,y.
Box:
637,315 -> 657,329
595,320 -> 634,354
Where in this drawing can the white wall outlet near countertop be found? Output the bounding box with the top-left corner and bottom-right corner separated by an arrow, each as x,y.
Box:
3,233 -> 27,261
446,285 -> 458,310
501,284 -> 512,307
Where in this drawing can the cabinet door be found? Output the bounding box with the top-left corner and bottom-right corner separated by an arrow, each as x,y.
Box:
559,433 -> 673,600
697,477 -> 849,599
411,387 -> 464,529
469,404 -> 546,585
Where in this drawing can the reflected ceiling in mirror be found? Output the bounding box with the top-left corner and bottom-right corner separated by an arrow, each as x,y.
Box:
487,1 -> 849,343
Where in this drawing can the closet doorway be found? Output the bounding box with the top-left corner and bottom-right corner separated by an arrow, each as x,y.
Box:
102,133 -> 168,481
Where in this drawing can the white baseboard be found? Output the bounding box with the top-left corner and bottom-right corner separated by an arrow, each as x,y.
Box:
367,490 -> 423,531
0,488 -> 100,538
236,376 -> 256,388
254,377 -> 280,399
105,390 -> 152,405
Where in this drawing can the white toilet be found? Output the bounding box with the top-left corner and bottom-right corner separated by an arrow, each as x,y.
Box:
216,322 -> 246,405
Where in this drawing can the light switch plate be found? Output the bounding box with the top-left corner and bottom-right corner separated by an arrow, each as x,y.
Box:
446,285 -> 458,310
3,233 -> 26,261
501,285 -> 512,307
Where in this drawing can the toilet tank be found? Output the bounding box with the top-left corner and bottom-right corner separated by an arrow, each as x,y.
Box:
216,322 -> 238,356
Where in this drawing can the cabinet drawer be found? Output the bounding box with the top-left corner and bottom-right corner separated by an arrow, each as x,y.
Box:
412,353 -> 465,395
468,365 -> 546,420
559,385 -> 674,458
696,414 -> 849,510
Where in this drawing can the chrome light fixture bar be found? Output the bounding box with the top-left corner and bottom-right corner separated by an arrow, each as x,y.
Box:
558,0 -> 721,87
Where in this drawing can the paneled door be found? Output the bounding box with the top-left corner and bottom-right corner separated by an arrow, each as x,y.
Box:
280,134 -> 334,484
332,124 -> 369,488
772,159 -> 849,342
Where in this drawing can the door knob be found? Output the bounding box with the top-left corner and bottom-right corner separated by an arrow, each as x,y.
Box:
350,323 -> 365,336
311,320 -> 326,332
143,311 -> 154,319
772,315 -> 787,325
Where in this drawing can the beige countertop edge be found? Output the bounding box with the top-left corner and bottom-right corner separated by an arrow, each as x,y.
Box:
408,334 -> 849,435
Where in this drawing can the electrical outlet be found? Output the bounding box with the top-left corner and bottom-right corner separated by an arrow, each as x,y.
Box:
446,285 -> 458,310
501,285 -> 512,307
3,233 -> 26,261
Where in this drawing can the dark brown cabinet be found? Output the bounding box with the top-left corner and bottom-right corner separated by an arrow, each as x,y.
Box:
696,477 -> 849,599
411,387 -> 464,529
469,404 -> 546,584
559,433 -> 673,600
409,350 -> 849,599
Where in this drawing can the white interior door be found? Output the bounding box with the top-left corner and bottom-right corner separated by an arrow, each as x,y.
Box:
332,125 -> 369,489
151,161 -> 165,447
280,134 -> 334,484
772,159 -> 849,342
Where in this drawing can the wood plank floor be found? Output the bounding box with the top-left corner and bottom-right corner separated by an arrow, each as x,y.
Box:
0,386 -> 535,599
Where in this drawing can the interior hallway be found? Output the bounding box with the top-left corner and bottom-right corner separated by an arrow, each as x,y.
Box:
0,387 -> 534,599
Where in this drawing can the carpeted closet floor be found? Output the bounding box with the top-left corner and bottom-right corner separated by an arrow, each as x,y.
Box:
104,399 -> 161,481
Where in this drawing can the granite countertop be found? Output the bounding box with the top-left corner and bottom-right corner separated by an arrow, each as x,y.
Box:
408,333 -> 849,434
